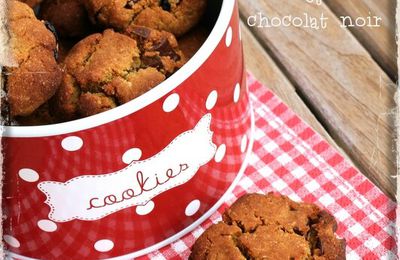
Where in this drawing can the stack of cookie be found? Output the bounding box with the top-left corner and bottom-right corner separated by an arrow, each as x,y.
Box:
3,0 -> 209,125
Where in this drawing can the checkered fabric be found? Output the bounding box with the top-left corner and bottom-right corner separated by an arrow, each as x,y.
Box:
138,74 -> 396,260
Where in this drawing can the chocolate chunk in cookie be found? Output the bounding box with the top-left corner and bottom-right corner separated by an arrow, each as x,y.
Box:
125,25 -> 186,76
190,193 -> 346,260
40,0 -> 93,38
55,29 -> 184,120
4,0 -> 62,118
85,0 -> 207,36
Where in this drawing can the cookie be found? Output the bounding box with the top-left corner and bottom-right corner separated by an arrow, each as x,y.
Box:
17,0 -> 42,8
40,0 -> 92,38
4,0 -> 62,118
84,0 -> 207,36
190,193 -> 346,260
55,28 -> 184,120
179,26 -> 209,60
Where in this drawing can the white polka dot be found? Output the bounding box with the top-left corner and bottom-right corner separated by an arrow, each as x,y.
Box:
61,136 -> 83,151
234,83 -> 241,103
122,148 -> 142,164
136,200 -> 155,216
185,200 -> 201,217
94,239 -> 114,252
206,90 -> 218,110
18,168 -> 39,182
37,219 -> 57,232
163,93 -> 180,112
3,235 -> 20,248
225,26 -> 233,47
214,144 -> 226,163
241,135 -> 248,153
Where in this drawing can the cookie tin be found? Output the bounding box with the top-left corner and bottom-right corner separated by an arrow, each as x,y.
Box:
2,0 -> 253,258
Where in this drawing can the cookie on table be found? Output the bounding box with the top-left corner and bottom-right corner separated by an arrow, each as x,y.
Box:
4,0 -> 62,118
190,193 -> 346,260
179,26 -> 209,60
40,0 -> 92,38
55,28 -> 185,120
84,0 -> 207,36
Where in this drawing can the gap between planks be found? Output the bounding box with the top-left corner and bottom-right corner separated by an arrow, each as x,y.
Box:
324,0 -> 397,81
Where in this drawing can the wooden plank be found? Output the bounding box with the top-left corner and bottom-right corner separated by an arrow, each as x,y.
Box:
241,22 -> 346,154
324,0 -> 397,80
239,0 -> 396,199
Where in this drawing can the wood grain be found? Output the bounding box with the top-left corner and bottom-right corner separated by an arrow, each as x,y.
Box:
324,0 -> 397,80
239,0 -> 396,199
241,22 -> 347,155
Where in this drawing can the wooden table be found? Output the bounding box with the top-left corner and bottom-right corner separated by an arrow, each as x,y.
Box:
239,0 -> 397,200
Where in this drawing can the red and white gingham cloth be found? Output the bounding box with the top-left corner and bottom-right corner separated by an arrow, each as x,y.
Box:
139,74 -> 397,259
